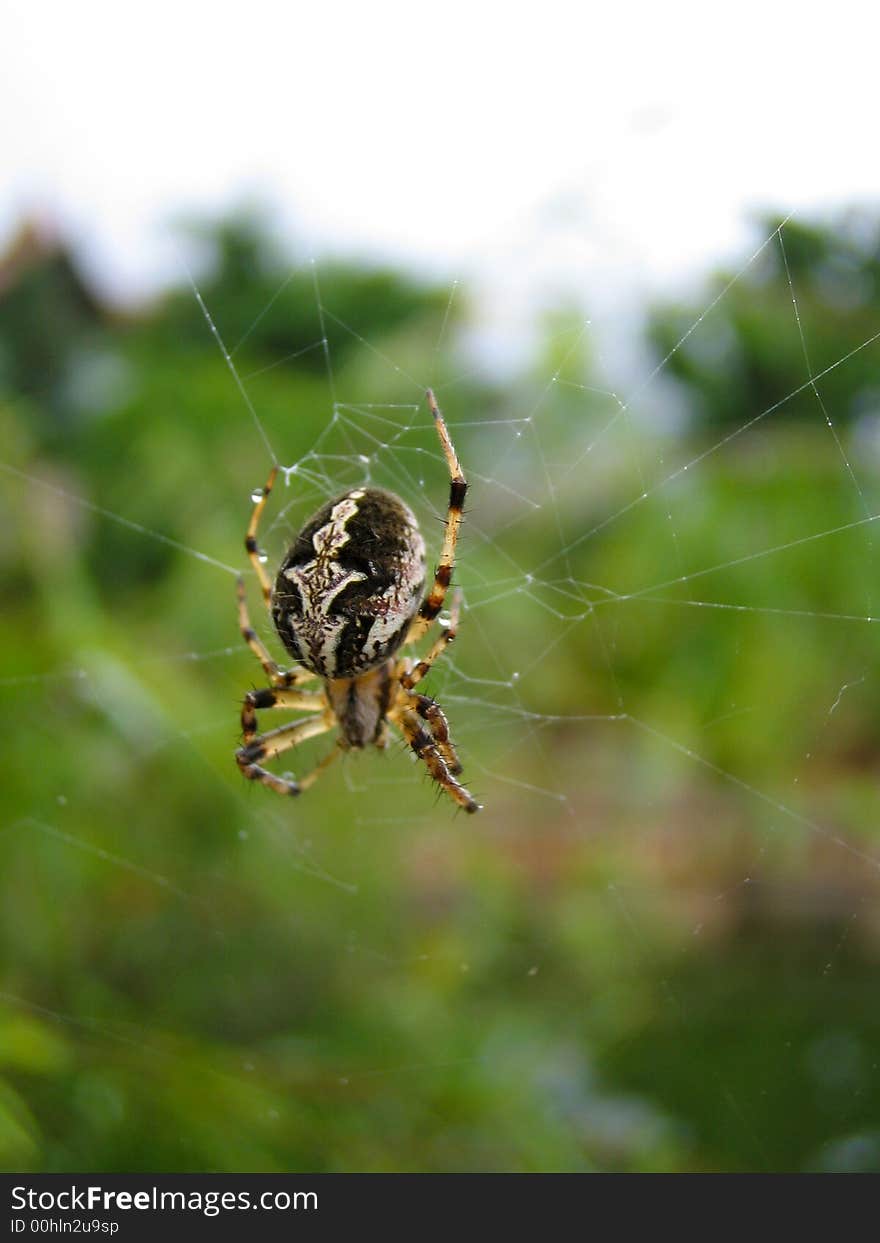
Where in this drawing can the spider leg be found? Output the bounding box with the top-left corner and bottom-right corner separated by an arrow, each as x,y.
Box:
389,706 -> 481,814
395,588 -> 465,778
411,692 -> 464,777
237,575 -> 318,689
236,713 -> 337,796
245,464 -> 278,609
405,390 -> 467,646
296,744 -> 341,791
241,686 -> 329,742
399,590 -> 460,691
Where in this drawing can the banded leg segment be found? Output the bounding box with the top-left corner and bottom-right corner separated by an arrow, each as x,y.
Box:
236,714 -> 336,796
391,707 -> 481,814
412,693 -> 463,776
245,465 -> 278,608
399,591 -> 460,691
406,390 -> 467,645
241,686 -> 330,742
237,576 -> 317,689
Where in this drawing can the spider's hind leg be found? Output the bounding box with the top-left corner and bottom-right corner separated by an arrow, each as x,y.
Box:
405,391 -> 467,646
237,575 -> 319,689
400,590 -> 460,690
245,464 -> 278,609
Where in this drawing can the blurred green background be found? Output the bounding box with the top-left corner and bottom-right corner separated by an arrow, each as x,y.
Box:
2,207 -> 880,1173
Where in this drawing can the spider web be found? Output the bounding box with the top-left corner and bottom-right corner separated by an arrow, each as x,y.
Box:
3,210 -> 880,1173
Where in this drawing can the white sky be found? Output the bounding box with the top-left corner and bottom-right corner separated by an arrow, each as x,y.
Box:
3,0 -> 878,362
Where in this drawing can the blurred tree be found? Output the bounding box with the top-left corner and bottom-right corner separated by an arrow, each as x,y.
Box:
0,207 -> 462,445
0,207 -> 469,592
153,206 -> 455,372
0,220 -> 112,432
7,204 -> 880,1175
647,211 -> 880,432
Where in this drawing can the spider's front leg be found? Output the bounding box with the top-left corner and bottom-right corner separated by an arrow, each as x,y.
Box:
236,713 -> 338,796
390,707 -> 481,814
410,692 -> 464,777
241,685 -> 329,743
394,592 -> 463,776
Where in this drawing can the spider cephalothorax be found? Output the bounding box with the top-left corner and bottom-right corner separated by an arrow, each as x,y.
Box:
234,390 -> 481,813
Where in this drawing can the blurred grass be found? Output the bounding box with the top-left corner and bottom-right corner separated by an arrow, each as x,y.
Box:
2,211 -> 880,1172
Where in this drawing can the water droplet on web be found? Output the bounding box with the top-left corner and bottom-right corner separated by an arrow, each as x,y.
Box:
251,488 -> 264,503
258,552 -> 269,564
358,454 -> 370,464
511,671 -> 520,682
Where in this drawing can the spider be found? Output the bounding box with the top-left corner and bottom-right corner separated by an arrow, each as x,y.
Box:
234,389 -> 482,814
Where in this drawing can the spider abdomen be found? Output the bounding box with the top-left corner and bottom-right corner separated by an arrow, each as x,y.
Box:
271,487 -> 426,679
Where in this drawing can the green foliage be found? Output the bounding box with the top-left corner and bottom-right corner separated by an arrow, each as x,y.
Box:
154,207 -> 453,374
648,212 -> 880,432
2,210 -> 880,1173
